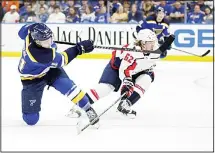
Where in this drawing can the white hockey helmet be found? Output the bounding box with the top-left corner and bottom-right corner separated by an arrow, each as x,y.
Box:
137,29 -> 158,50
137,29 -> 157,42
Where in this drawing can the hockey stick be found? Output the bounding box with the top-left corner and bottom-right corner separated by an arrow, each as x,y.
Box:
55,40 -> 161,54
171,47 -> 210,57
54,34 -> 175,55
77,93 -> 126,135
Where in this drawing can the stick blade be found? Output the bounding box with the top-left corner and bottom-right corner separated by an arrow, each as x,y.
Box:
201,50 -> 210,57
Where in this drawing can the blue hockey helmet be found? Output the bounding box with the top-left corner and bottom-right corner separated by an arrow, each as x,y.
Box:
156,7 -> 165,14
30,23 -> 53,41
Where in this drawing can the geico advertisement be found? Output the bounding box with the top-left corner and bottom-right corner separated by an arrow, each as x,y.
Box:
1,24 -> 213,55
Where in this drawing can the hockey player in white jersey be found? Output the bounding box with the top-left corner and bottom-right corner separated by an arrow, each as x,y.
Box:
68,29 -> 169,117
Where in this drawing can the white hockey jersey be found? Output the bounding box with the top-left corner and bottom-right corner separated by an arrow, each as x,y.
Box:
110,43 -> 161,81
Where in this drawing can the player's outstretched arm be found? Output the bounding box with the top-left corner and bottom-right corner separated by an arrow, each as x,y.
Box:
54,40 -> 94,67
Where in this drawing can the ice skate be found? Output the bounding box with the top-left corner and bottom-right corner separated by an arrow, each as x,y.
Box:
76,107 -> 100,133
117,99 -> 136,118
85,107 -> 100,128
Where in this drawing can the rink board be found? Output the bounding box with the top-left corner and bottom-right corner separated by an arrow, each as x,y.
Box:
1,24 -> 213,62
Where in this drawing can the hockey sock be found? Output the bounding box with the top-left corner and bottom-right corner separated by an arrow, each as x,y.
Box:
86,93 -> 95,104
70,90 -> 91,111
127,91 -> 141,105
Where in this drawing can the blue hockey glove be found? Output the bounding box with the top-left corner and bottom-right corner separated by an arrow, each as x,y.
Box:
121,77 -> 134,100
77,40 -> 94,55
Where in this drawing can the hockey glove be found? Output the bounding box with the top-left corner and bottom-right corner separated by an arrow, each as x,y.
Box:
77,40 -> 94,55
158,37 -> 172,50
121,77 -> 134,100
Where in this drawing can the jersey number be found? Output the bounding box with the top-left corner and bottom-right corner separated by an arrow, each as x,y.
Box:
124,53 -> 134,63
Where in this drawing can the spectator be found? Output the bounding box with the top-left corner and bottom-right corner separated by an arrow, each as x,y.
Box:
188,0 -> 207,13
123,2 -> 130,14
38,6 -> 49,23
0,2 -> 4,22
65,0 -> 81,16
203,7 -> 213,24
187,5 -> 205,24
2,0 -> 19,12
36,1 -> 48,14
63,0 -> 74,15
81,5 -> 95,23
98,0 -> 107,11
170,1 -> 185,23
122,0 -> 131,11
196,0 -> 207,12
47,0 -> 56,14
66,7 -> 80,23
31,0 -> 38,13
141,0 -> 156,18
128,4 -> 143,23
123,0 -> 131,5
19,0 -> 30,16
65,0 -> 75,12
67,0 -> 75,8
20,4 -> 37,23
46,5 -> 66,23
79,0 -> 89,16
59,0 -> 69,13
2,5 -> 19,23
109,5 -> 128,23
156,1 -> 173,19
95,5 -> 108,23
110,1 -> 121,14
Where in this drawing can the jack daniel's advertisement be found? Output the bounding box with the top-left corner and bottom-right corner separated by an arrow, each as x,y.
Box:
55,25 -> 137,47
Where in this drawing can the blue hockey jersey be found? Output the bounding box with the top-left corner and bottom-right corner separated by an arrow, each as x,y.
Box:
136,15 -> 170,40
18,24 -> 80,80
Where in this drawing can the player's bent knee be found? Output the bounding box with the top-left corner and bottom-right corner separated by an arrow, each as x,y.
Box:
22,113 -> 39,125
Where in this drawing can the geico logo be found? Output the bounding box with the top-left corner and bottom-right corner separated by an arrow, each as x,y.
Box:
174,29 -> 213,48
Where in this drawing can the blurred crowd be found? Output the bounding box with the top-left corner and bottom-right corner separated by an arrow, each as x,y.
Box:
0,0 -> 213,24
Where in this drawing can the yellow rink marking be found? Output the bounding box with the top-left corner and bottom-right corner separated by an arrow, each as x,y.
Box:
1,52 -> 213,62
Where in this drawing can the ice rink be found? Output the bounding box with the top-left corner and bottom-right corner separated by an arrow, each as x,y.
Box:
2,58 -> 213,151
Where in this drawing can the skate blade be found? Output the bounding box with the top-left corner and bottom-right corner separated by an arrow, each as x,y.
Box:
66,113 -> 80,118
76,117 -> 100,134
76,121 -> 100,135
117,111 -> 136,119
91,122 -> 100,129
76,119 -> 87,135
66,110 -> 82,118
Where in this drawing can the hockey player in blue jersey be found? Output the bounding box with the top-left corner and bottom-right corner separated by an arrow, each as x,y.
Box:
136,7 -> 170,47
18,23 -> 99,126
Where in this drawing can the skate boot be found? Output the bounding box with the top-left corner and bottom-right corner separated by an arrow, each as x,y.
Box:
76,106 -> 100,133
85,107 -> 99,126
117,99 -> 136,117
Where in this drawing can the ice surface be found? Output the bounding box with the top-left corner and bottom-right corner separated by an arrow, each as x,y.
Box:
1,58 -> 213,151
